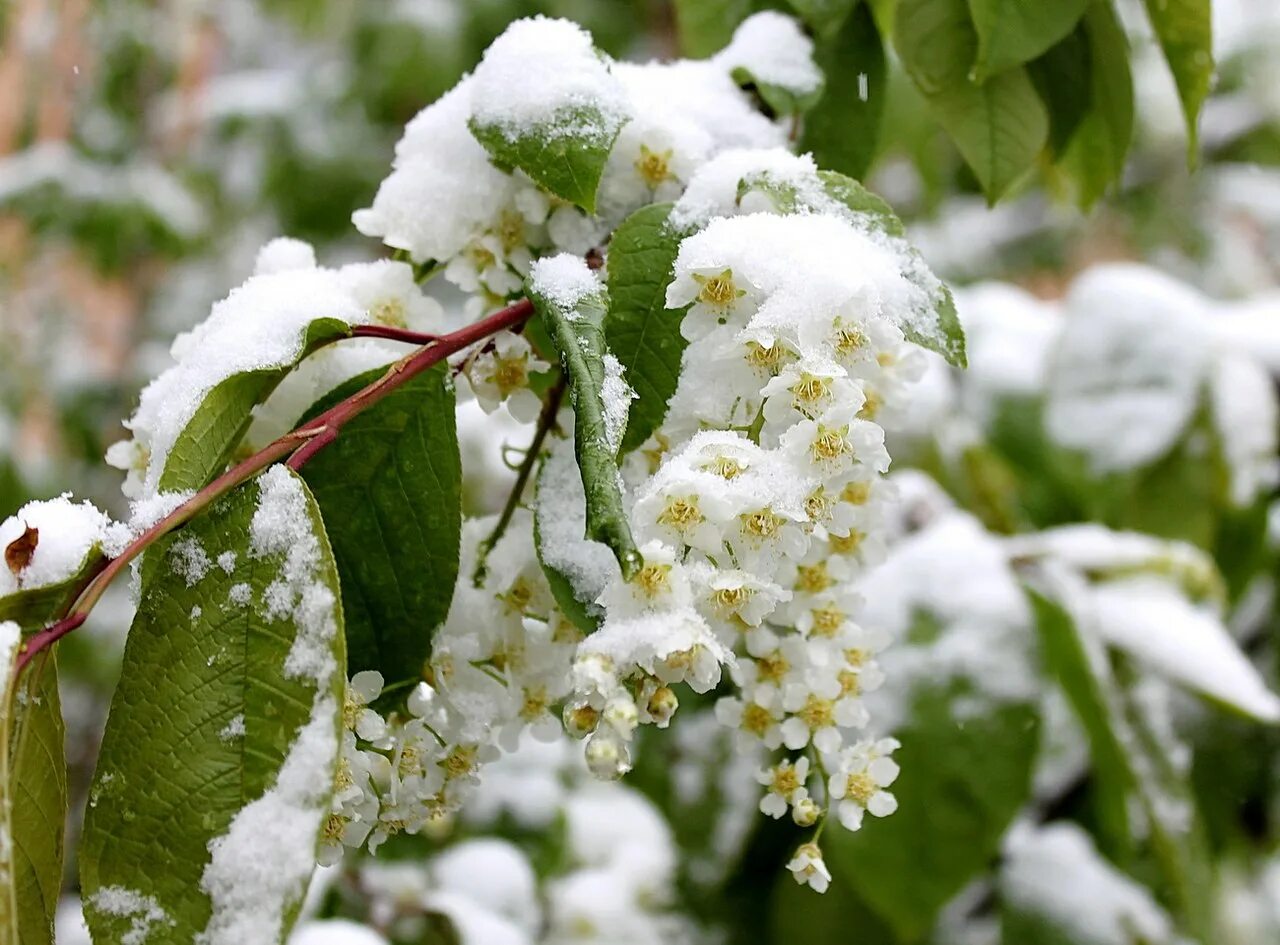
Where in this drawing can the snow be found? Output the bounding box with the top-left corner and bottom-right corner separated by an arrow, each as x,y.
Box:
469,17 -> 630,145
1004,525 -> 1217,594
168,536 -> 211,587
1089,576 -> 1280,723
253,238 -> 317,275
127,265 -> 367,497
713,12 -> 823,100
428,840 -> 540,935
535,438 -> 621,616
85,886 -> 175,945
219,714 -> 246,742
600,355 -> 635,454
0,495 -> 111,597
1045,265 -> 1213,473
1001,822 -> 1174,945
354,78 -> 516,264
858,512 -> 1037,729
951,282 -> 1059,419
287,920 -> 387,945
1210,352 -> 1280,505
196,694 -> 339,945
670,149 -> 828,231
528,253 -> 603,312
249,466 -> 339,685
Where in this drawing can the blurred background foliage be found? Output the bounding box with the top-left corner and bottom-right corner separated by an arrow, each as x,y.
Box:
4,0 -> 1280,943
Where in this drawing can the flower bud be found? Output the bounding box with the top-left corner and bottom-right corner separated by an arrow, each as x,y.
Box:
646,686 -> 679,727
791,797 -> 819,827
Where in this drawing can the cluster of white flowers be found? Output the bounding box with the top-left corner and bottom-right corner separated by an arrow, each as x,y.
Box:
351,14 -> 804,424
321,510 -> 579,861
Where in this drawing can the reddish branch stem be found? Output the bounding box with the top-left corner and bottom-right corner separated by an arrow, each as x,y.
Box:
15,297 -> 534,675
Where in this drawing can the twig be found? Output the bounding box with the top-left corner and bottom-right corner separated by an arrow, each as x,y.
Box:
15,298 -> 535,675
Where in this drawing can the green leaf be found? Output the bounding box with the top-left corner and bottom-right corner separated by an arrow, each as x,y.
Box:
1026,587 -> 1133,853
81,467 -> 345,943
297,364 -> 461,689
0,551 -> 103,628
526,276 -> 642,581
818,171 -> 967,367
801,3 -> 888,180
783,0 -> 861,40
0,650 -> 67,945
1044,3 -> 1135,208
830,682 -> 1040,941
1142,0 -> 1212,158
729,65 -> 826,117
967,0 -> 1089,80
534,440 -> 611,635
1026,19 -> 1094,158
469,107 -> 624,214
673,0 -> 752,57
895,0 -> 1049,202
604,204 -> 689,453
158,317 -> 353,495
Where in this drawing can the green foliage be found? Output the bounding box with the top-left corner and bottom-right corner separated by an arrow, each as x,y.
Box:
673,0 -> 752,57
1037,3 -> 1135,207
527,277 -> 642,580
829,680 -> 1040,941
801,4 -> 888,182
534,447 -> 602,635
81,471 -> 345,942
967,0 -> 1090,81
0,637 -> 67,945
1142,0 -> 1214,157
469,107 -> 624,213
298,365 -> 461,690
157,318 -> 354,494
604,203 -> 690,453
895,0 -> 1049,203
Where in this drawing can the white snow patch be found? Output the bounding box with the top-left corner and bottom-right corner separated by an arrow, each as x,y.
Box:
535,438 -> 620,615
0,496 -> 110,597
529,253 -> 603,312
713,12 -> 822,99
86,886 -> 175,945
196,694 -> 338,945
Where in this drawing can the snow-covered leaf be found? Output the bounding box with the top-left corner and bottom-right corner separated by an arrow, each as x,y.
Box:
1091,577 -> 1280,723
467,19 -> 629,213
297,364 -> 460,689
1142,0 -> 1213,157
968,0 -> 1089,80
534,439 -> 616,634
604,203 -> 690,453
81,467 -> 345,944
527,257 -> 641,581
718,13 -> 825,116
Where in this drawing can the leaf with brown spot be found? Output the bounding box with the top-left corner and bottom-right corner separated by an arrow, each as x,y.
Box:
4,525 -> 38,578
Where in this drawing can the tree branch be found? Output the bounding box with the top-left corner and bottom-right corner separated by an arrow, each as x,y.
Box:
15,298 -> 535,675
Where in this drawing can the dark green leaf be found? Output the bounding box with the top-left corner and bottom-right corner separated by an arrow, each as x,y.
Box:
81,468 -> 345,942
783,0 -> 861,39
1053,3 -> 1135,207
895,0 -> 1048,202
604,203 -> 689,453
1026,587 -> 1133,853
1027,20 -> 1094,157
967,0 -> 1089,80
0,650 -> 67,945
729,65 -> 826,117
158,318 -> 353,495
1142,0 -> 1212,158
527,277 -> 642,580
297,364 -> 460,688
801,3 -> 888,180
673,0 -> 752,58
830,682 -> 1039,940
469,107 -> 625,213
